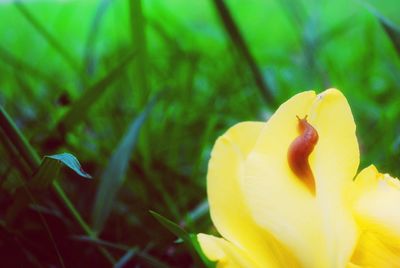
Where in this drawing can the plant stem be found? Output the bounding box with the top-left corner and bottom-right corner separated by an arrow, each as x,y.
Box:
0,106 -> 115,264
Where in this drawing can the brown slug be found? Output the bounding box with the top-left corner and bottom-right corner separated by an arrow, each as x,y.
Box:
287,115 -> 318,194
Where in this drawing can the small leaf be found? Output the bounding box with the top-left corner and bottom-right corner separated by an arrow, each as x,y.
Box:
150,211 -> 216,268
150,210 -> 189,241
31,153 -> 91,190
46,153 -> 92,179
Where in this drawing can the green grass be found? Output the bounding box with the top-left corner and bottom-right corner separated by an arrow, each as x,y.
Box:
0,0 -> 399,266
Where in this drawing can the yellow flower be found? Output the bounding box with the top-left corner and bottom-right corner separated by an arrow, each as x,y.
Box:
197,89 -> 400,268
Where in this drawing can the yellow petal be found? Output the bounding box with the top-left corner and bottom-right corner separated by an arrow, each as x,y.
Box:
242,89 -> 358,267
308,89 -> 359,267
197,233 -> 259,268
310,89 -> 359,194
351,165 -> 400,267
346,263 -> 362,268
243,91 -> 325,267
207,122 -> 298,267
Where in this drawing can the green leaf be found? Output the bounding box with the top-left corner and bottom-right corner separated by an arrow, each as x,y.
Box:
150,210 -> 188,241
46,153 -> 92,179
150,211 -> 216,268
92,96 -> 157,234
31,153 -> 91,190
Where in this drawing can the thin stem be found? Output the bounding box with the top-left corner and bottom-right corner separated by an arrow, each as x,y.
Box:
14,3 -> 81,73
212,0 -> 276,108
0,106 -> 115,264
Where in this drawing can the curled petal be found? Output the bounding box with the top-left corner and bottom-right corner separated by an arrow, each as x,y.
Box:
351,165 -> 400,267
197,234 -> 260,267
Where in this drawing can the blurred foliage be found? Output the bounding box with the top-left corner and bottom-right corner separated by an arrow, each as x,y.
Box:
0,0 -> 399,267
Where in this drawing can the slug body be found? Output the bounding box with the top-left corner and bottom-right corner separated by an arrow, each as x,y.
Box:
287,116 -> 318,194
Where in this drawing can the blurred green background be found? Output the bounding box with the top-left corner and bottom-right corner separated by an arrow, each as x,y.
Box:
0,0 -> 399,267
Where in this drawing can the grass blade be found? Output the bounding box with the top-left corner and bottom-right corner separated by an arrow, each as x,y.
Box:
128,0 -> 152,173
72,235 -> 170,267
379,17 -> 400,57
72,235 -> 131,251
150,211 -> 216,268
211,0 -> 276,107
92,96 -> 157,233
0,106 -> 40,171
360,1 -> 400,57
54,51 -> 136,137
114,248 -> 138,268
83,0 -> 113,76
0,127 -> 32,179
0,106 -> 114,263
0,45 -> 62,89
129,0 -> 148,99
